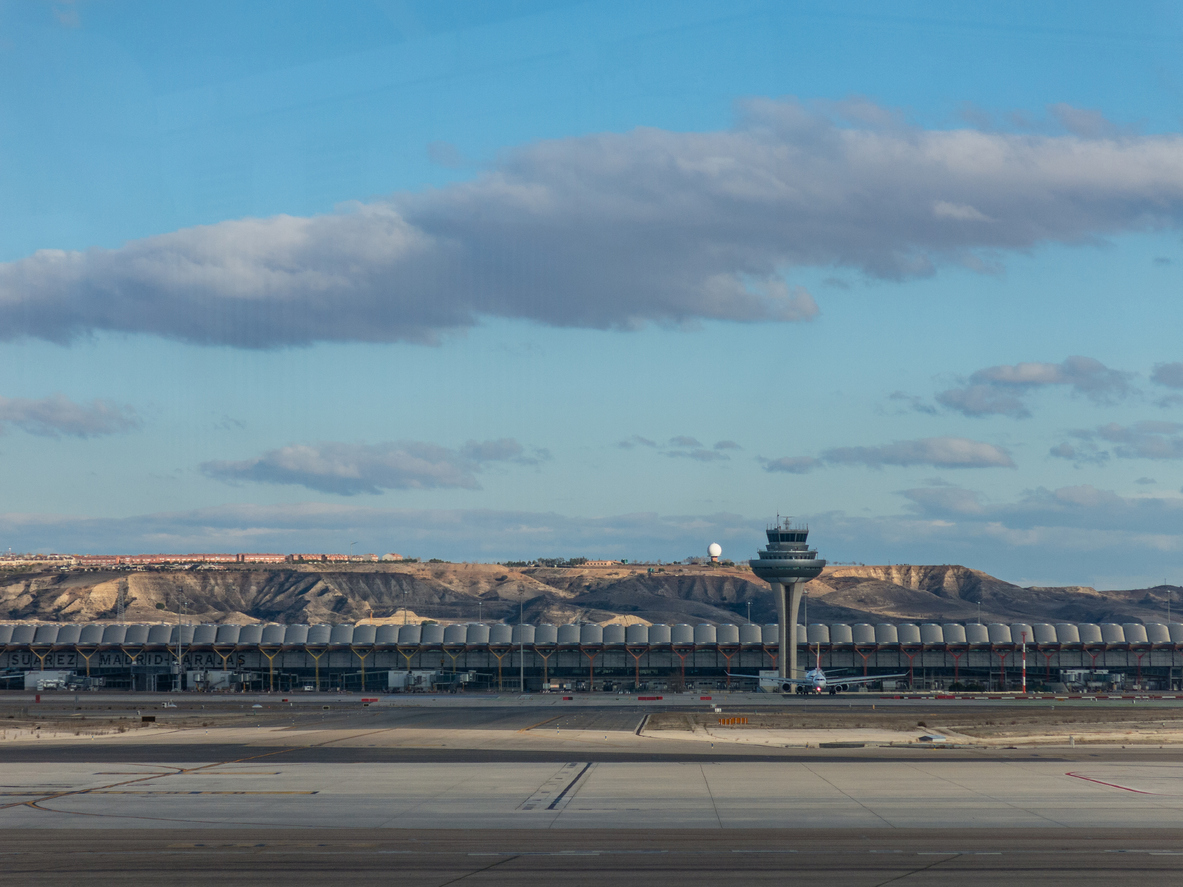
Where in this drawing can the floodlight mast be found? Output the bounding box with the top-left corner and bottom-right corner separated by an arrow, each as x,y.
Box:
748,517 -> 825,681
519,591 -> 525,693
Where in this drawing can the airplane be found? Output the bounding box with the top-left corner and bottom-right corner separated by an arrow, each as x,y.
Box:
729,646 -> 908,695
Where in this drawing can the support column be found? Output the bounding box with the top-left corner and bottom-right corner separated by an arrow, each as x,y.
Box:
775,580 -> 806,680
774,581 -> 787,679
786,580 -> 804,680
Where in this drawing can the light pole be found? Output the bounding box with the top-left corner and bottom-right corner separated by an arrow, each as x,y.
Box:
747,601 -> 752,624
1168,581 -> 1175,690
174,592 -> 188,693
977,601 -> 982,625
349,541 -> 359,562
403,588 -> 409,626
519,590 -> 525,693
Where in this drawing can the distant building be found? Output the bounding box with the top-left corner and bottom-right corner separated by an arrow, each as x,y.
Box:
75,555 -> 121,567
2,554 -> 76,567
121,553 -> 236,565
237,553 -> 286,564
584,560 -> 620,567
289,553 -> 350,563
381,553 -> 404,561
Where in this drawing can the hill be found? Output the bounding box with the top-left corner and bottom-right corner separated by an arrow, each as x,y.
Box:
0,562 -> 1176,627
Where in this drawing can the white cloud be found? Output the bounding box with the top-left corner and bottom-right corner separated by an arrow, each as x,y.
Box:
620,435 -> 733,462
760,456 -> 822,474
617,435 -> 658,449
935,385 -> 1030,418
1094,421 -> 1183,460
821,436 -> 1015,469
663,448 -> 729,462
937,356 -> 1133,417
761,436 -> 1014,474
6,100 -> 1183,348
0,394 -> 139,438
932,200 -> 991,222
1052,421 -> 1183,464
201,438 -> 544,495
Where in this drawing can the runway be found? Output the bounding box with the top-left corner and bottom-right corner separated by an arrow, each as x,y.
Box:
4,695 -> 1183,881
4,753 -> 1183,829
4,829 -> 1183,885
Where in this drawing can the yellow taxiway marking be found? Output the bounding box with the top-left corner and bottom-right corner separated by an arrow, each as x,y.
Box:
519,715 -> 562,733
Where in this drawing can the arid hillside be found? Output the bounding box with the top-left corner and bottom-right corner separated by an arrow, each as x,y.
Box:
0,562 -> 1176,626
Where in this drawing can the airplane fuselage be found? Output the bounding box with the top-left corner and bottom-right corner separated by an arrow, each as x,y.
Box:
790,667 -> 830,694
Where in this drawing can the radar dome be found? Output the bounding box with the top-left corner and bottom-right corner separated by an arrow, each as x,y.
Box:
708,543 -> 722,561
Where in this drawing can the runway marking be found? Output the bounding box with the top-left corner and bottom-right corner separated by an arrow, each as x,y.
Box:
547,762 -> 593,810
699,764 -> 723,828
68,790 -> 317,795
518,715 -> 562,733
0,744 -> 305,825
1066,772 -> 1156,794
519,762 -> 586,811
435,854 -> 517,886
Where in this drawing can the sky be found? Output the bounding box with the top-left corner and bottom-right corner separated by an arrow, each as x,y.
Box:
2,1 -> 1183,588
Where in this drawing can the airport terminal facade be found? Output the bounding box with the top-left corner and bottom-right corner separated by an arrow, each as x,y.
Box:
2,619 -> 1183,693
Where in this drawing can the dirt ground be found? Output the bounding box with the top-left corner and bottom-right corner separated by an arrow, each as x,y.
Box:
647,705 -> 1183,745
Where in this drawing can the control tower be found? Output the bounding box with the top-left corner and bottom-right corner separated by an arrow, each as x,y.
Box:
749,518 -> 826,680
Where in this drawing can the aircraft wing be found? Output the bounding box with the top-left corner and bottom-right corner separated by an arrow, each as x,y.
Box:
724,672 -> 810,686
828,673 -> 908,686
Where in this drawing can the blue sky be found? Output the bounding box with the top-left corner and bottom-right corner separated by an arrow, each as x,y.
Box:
2,1 -> 1183,587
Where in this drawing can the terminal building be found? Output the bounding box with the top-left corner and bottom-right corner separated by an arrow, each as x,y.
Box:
3,523 -> 1176,694
1,619 -> 1181,693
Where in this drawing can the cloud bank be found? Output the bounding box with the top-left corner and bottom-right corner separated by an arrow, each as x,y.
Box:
0,504 -> 759,563
201,438 -> 544,495
5,101 -> 1183,348
763,436 -> 1014,473
8,492 -> 1183,585
900,481 -> 1183,536
0,394 -> 139,438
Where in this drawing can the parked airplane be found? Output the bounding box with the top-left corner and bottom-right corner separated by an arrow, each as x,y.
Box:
730,647 -> 908,695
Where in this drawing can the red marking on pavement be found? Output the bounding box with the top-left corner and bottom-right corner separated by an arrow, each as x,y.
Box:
1066,772 -> 1154,794
637,696 -> 663,701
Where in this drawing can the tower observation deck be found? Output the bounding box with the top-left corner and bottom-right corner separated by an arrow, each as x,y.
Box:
749,518 -> 826,680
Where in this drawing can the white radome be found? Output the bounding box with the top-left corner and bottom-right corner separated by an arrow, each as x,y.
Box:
708,543 -> 722,558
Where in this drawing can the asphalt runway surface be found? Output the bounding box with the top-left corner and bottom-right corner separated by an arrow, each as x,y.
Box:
4,829 -> 1183,886
5,695 -> 1183,882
